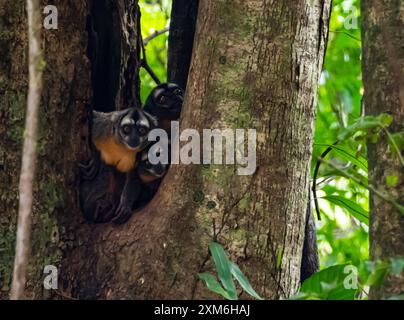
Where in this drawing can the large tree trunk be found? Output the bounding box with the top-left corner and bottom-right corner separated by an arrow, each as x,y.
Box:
362,0 -> 404,299
0,0 -> 140,299
0,0 -> 330,299
168,0 -> 320,286
63,0 -> 330,299
0,0 -> 90,298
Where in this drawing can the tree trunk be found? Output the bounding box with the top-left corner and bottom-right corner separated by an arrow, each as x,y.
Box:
64,0 -> 330,299
0,0 -> 88,298
0,0 -> 331,299
0,0 -> 140,299
362,0 -> 404,299
167,0 -> 199,91
168,0 -> 320,286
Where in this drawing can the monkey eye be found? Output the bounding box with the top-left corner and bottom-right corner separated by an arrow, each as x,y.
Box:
174,89 -> 182,96
122,125 -> 132,135
138,126 -> 148,136
158,95 -> 167,104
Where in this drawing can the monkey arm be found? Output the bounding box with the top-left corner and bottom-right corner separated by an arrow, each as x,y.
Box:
79,148 -> 101,181
112,169 -> 141,224
79,162 -> 120,223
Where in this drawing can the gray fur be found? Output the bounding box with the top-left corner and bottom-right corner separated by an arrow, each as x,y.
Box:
92,111 -> 114,142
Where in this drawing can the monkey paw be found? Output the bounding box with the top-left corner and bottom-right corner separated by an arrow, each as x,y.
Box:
112,203 -> 134,225
79,157 -> 100,181
94,199 -> 116,223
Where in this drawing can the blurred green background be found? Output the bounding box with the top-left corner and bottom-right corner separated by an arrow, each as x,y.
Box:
139,0 -> 368,273
313,0 -> 368,271
139,0 -> 171,103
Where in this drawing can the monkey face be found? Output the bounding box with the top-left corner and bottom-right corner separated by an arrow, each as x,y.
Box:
144,82 -> 184,120
117,108 -> 152,151
137,144 -> 169,182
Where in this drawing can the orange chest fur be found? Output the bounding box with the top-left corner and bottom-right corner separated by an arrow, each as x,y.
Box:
94,137 -> 137,173
139,172 -> 158,184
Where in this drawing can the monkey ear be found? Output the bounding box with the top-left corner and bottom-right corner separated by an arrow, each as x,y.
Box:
143,111 -> 159,128
93,110 -> 109,120
92,110 -> 102,118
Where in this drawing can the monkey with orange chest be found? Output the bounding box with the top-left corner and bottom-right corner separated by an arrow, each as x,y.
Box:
79,83 -> 184,224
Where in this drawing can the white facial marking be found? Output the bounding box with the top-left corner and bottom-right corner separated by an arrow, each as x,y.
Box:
137,116 -> 150,128
121,117 -> 134,126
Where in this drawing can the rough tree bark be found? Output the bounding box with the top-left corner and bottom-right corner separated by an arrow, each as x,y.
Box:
0,0 -> 89,299
168,0 -> 320,285
0,0 -> 330,299
0,0 -> 140,299
63,0 -> 330,299
362,0 -> 404,299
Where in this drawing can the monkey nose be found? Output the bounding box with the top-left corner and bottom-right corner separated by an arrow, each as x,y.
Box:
155,165 -> 164,175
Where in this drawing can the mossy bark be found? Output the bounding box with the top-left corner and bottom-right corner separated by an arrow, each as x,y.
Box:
0,0 -> 140,299
362,0 -> 404,299
63,0 -> 331,299
0,0 -> 90,298
0,0 -> 330,299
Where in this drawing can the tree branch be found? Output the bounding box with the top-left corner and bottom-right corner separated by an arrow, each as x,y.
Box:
143,27 -> 169,46
323,159 -> 404,215
138,18 -> 161,85
10,0 -> 43,300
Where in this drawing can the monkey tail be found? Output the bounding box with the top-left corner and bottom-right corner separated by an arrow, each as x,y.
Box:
300,189 -> 320,283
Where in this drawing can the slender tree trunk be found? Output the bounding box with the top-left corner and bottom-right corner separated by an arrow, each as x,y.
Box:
362,0 -> 404,299
10,0 -> 44,300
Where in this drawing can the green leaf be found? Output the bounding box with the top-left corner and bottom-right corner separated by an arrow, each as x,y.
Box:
322,195 -> 369,225
297,264 -> 357,300
395,203 -> 404,216
388,133 -> 404,153
197,273 -> 232,300
379,113 -> 394,127
277,245 -> 283,269
314,144 -> 368,171
390,257 -> 404,276
229,262 -> 263,300
365,260 -> 390,287
338,113 -> 393,141
209,242 -> 238,300
386,130 -> 404,167
386,175 -> 399,187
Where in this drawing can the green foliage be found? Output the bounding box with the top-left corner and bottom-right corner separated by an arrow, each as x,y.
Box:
295,257 -> 404,300
197,273 -> 234,300
338,113 -> 393,141
294,264 -> 357,300
321,195 -> 368,225
314,143 -> 367,171
139,0 -> 171,102
198,242 -> 263,300
360,257 -> 404,288
141,0 -> 402,299
314,0 -> 369,271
